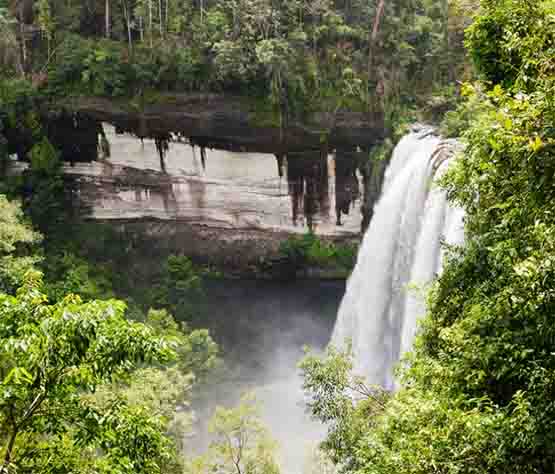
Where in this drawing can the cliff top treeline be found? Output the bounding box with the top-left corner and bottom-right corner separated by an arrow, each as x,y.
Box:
1,0 -> 472,127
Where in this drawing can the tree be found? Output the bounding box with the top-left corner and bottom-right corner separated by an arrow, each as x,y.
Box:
37,0 -> 54,57
149,255 -> 205,323
97,365 -> 193,473
0,195 -> 41,293
92,312 -> 202,474
367,0 -> 386,113
0,272 -> 177,473
43,251 -> 116,303
255,39 -> 293,134
105,0 -> 111,38
23,137 -> 68,240
120,0 -> 133,51
185,393 -> 281,474
101,309 -> 219,473
0,7 -> 22,76
145,308 -> 219,380
299,346 -> 388,472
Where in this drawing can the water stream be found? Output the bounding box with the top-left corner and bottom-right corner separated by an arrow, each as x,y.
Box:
332,129 -> 464,389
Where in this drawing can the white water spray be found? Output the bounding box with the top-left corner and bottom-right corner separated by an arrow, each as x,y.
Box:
332,129 -> 464,389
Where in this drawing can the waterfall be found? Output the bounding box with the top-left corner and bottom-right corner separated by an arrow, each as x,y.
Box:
331,128 -> 464,389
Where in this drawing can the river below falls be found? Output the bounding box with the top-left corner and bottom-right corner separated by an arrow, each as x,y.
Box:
188,279 -> 343,473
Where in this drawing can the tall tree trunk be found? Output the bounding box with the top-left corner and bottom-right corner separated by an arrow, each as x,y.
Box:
3,425 -> 19,473
367,0 -> 386,114
165,0 -> 169,34
158,0 -> 163,37
149,0 -> 153,48
105,0 -> 111,38
391,0 -> 403,114
20,21 -> 27,76
121,0 -> 132,52
444,0 -> 454,83
14,35 -> 25,78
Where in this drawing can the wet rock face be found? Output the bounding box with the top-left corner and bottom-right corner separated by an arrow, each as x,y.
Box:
335,150 -> 365,226
53,125 -> 371,274
67,125 -> 364,237
286,151 -> 331,230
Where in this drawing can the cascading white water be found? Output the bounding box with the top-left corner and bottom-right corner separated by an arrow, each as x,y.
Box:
332,129 -> 464,389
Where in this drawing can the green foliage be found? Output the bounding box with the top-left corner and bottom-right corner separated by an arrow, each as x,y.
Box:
0,86 -> 90,249
28,136 -> 59,172
80,42 -> 130,97
0,6 -> 18,76
47,36 -> 131,97
0,80 -> 41,164
43,251 -> 116,302
22,137 -> 68,238
465,1 -> 551,89
95,366 -> 193,473
300,346 -> 388,471
439,83 -> 485,138
421,84 -> 461,123
0,272 -> 177,473
185,393 -> 281,474
45,34 -> 207,98
149,255 -> 205,323
0,195 -> 42,292
145,308 -> 219,380
279,233 -> 358,271
93,309 -> 219,473
368,138 -> 395,163
37,0 -> 55,51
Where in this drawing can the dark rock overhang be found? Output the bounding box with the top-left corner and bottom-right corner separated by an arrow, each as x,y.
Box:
56,94 -> 387,155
